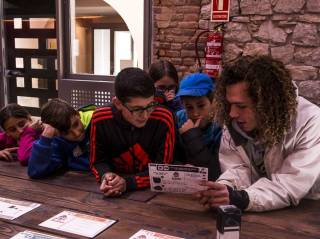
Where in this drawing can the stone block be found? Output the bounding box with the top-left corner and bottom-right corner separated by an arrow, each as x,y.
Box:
256,21 -> 287,44
294,47 -> 320,67
178,21 -> 199,29
298,14 -> 320,23
199,20 -> 209,29
171,14 -> 184,21
201,0 -> 211,5
166,50 -> 181,57
233,16 -> 250,23
156,21 -> 171,28
171,43 -> 182,50
170,57 -> 183,65
159,42 -> 171,49
274,0 -> 305,13
243,43 -> 269,56
172,36 -> 191,43
224,22 -> 252,43
183,57 -> 196,66
184,14 -> 199,21
292,23 -> 319,47
230,0 -> 240,17
181,50 -> 195,57
182,43 -> 195,50
306,0 -> 320,13
200,4 -> 211,20
181,29 -> 197,36
297,81 -> 320,105
286,65 -> 318,81
271,45 -> 294,64
177,6 -> 200,14
223,43 -> 243,62
240,0 -> 272,15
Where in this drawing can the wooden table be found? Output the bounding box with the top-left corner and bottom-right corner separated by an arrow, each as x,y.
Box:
0,161 -> 319,239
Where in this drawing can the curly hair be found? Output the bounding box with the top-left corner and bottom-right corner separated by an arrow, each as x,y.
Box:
215,55 -> 297,146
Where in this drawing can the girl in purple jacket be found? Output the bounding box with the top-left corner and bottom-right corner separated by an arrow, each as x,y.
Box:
0,103 -> 41,165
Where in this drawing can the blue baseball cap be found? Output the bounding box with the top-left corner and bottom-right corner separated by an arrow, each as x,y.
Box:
176,73 -> 215,97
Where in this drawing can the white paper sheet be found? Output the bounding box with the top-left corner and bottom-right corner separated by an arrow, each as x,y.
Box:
129,229 -> 184,239
149,163 -> 208,194
39,210 -> 116,238
10,230 -> 65,239
0,197 -> 41,220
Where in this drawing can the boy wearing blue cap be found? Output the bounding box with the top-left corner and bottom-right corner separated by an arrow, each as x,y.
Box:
176,73 -> 222,181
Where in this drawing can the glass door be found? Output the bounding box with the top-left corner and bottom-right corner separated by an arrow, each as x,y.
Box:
1,0 -> 58,115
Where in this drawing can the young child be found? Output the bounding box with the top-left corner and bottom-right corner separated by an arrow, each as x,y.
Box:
0,103 -> 41,166
28,99 -> 95,178
176,73 -> 222,181
90,67 -> 175,197
149,60 -> 182,112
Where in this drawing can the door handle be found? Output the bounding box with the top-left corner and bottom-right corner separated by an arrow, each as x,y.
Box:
6,69 -> 24,77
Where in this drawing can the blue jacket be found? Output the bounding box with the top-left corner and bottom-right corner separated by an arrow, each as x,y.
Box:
28,105 -> 95,178
28,132 -> 90,178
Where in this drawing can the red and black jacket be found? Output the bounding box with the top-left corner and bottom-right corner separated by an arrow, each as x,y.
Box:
90,105 -> 175,191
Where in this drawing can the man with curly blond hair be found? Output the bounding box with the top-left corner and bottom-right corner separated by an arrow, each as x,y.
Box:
196,55 -> 320,212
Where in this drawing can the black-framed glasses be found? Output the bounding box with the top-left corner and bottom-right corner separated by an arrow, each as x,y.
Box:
123,102 -> 158,116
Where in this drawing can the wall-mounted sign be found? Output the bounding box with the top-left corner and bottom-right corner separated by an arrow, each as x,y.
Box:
211,0 -> 230,22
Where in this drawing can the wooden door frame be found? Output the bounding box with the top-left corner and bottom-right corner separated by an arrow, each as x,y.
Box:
0,0 -> 7,107
143,0 -> 152,70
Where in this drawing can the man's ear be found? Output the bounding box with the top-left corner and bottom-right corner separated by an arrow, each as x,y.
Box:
113,97 -> 123,111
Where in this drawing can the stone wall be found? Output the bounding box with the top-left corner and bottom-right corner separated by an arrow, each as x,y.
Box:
152,0 -> 320,105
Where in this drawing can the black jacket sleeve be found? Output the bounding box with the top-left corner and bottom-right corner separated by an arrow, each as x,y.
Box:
90,114 -> 113,182
181,127 -> 221,181
227,185 -> 250,210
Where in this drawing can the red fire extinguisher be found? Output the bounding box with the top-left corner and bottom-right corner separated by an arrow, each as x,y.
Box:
204,31 -> 223,78
195,27 -> 224,79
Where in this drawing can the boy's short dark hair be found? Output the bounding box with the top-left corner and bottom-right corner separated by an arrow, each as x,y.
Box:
115,67 -> 155,103
41,98 -> 78,134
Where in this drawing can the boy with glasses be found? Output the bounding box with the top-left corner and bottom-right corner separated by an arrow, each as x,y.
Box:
90,67 -> 175,197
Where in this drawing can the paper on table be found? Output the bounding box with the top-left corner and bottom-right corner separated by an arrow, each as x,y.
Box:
0,197 -> 41,220
129,229 -> 184,239
10,230 -> 66,239
149,163 -> 208,194
39,210 -> 116,238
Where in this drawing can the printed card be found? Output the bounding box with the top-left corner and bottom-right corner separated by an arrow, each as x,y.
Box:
129,229 -> 184,239
0,197 -> 41,220
149,163 -> 208,194
10,230 -> 65,239
39,210 -> 116,238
